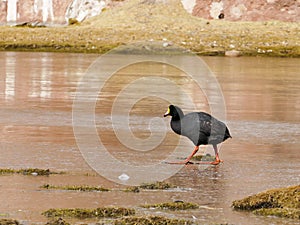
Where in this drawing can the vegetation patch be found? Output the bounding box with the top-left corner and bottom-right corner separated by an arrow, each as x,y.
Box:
0,219 -> 20,225
139,181 -> 174,190
232,185 -> 300,219
0,168 -> 63,176
41,184 -> 110,192
123,186 -> 140,193
192,154 -> 215,162
0,169 -> 15,175
42,207 -> 135,219
142,201 -> 199,210
45,217 -> 70,225
114,215 -> 193,225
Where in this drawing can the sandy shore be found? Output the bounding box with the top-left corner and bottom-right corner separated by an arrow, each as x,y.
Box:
0,0 -> 299,57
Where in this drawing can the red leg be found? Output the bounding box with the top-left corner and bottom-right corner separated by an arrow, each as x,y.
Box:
210,144 -> 223,165
166,146 -> 199,164
196,144 -> 223,165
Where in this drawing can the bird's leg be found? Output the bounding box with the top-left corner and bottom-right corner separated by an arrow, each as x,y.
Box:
166,146 -> 199,165
184,146 -> 199,164
210,144 -> 223,165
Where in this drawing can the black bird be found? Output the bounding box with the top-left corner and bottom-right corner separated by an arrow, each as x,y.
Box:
164,105 -> 231,165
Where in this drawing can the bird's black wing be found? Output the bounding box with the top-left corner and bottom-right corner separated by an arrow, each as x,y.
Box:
207,115 -> 229,144
197,112 -> 213,136
180,112 -> 211,146
178,111 -> 230,146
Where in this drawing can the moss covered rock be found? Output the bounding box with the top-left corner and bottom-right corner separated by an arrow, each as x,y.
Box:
232,185 -> 300,219
0,219 -> 20,225
42,207 -> 135,219
139,181 -> 174,190
114,215 -> 193,225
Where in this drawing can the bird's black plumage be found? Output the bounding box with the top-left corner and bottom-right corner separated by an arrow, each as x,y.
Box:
164,105 -> 231,146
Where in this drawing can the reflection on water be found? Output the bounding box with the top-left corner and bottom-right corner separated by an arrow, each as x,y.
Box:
0,52 -> 299,225
0,52 -> 91,105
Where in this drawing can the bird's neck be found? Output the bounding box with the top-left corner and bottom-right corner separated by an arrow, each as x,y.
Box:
170,107 -> 184,135
173,108 -> 184,121
171,119 -> 181,135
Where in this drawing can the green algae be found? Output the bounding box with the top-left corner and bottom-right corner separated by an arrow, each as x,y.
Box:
114,215 -> 193,225
41,184 -> 110,192
0,168 -> 63,176
42,207 -> 135,219
45,217 -> 70,225
254,208 -> 300,219
18,168 -> 51,176
40,182 -> 176,193
192,154 -> 215,162
142,201 -> 199,210
139,181 -> 174,190
232,185 -> 300,219
123,186 -> 140,193
0,219 -> 20,225
0,169 -> 15,175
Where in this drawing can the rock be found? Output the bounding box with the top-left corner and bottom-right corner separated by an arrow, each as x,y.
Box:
193,0 -> 299,22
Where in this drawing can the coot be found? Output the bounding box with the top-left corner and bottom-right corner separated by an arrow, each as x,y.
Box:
164,105 -> 231,165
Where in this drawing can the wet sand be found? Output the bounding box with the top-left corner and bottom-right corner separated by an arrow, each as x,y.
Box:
0,52 -> 299,224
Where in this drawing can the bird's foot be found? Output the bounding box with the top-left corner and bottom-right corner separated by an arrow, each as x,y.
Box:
164,159 -> 223,165
209,159 -> 223,165
193,159 -> 223,165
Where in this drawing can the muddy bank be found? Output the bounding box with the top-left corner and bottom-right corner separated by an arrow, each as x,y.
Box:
0,0 -> 299,57
232,185 -> 300,219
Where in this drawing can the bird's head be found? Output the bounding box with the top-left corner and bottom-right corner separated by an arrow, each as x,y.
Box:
163,105 -> 184,120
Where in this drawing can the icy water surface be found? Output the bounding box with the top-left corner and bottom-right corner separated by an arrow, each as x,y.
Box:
0,52 -> 299,224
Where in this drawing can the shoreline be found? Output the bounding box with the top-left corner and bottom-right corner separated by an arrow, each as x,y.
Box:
0,22 -> 299,57
0,0 -> 299,57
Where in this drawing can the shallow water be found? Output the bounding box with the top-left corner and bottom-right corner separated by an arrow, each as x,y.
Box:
0,52 -> 299,224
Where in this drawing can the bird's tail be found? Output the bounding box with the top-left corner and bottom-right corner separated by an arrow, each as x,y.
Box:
224,127 -> 232,140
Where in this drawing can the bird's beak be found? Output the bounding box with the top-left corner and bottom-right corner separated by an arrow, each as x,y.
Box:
163,108 -> 170,117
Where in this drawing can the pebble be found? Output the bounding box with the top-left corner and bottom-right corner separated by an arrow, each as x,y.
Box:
118,173 -> 130,181
162,42 -> 169,47
225,50 -> 241,57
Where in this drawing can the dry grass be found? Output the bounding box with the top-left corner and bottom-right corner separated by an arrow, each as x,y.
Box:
0,0 -> 299,56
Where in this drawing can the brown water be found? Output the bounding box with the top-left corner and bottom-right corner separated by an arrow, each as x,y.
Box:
0,52 -> 299,225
